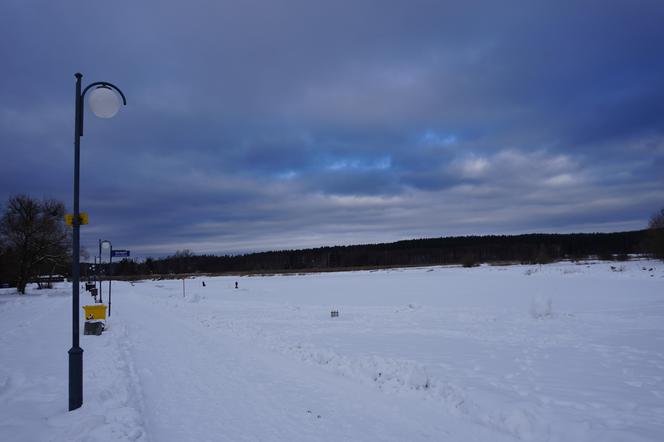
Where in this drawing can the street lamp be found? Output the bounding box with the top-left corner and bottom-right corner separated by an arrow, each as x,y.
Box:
69,73 -> 126,411
97,239 -> 108,303
101,239 -> 112,317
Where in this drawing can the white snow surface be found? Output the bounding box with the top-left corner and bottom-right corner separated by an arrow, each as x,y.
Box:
1,259 -> 663,441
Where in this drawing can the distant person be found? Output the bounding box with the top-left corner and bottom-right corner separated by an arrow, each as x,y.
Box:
235,281 -> 238,289
202,281 -> 206,287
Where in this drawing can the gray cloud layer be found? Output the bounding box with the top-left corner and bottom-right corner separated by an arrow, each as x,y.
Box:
2,0 -> 663,257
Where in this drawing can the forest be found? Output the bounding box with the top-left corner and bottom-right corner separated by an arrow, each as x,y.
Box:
3,193 -> 661,286
98,229 -> 654,278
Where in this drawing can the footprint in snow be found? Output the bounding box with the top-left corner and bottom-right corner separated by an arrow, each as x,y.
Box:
306,410 -> 322,419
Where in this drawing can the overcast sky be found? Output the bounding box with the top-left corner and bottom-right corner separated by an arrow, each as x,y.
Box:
2,0 -> 663,258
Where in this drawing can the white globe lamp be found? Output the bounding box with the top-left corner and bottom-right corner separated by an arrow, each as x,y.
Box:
88,86 -> 121,118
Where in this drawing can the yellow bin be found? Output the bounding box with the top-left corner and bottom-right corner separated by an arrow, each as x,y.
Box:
83,304 -> 107,320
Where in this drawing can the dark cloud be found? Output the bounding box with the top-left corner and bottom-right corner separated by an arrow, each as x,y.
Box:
2,0 -> 664,258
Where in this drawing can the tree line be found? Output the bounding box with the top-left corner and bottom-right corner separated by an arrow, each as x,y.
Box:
105,229 -> 662,278
2,193 -> 663,289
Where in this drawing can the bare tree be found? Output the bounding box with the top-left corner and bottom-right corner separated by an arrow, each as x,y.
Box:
650,208 -> 664,229
647,207 -> 664,260
0,195 -> 70,294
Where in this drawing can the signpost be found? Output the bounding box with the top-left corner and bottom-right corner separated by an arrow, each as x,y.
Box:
111,250 -> 130,258
108,250 -> 129,317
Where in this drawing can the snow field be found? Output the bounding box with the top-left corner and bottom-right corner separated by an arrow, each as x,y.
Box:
1,259 -> 663,441
0,290 -> 147,441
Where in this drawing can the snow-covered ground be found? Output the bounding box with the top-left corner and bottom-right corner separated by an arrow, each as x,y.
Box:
1,259 -> 663,441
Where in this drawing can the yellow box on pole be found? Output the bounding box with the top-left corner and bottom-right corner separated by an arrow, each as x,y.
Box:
65,212 -> 89,226
83,304 -> 107,320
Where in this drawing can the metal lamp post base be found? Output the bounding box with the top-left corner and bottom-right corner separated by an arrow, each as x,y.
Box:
68,346 -> 83,411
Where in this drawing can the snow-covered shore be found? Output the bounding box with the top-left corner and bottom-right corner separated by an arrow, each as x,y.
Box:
1,259 -> 663,441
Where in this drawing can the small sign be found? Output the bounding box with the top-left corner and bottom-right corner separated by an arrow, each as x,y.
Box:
111,250 -> 130,258
65,213 -> 89,226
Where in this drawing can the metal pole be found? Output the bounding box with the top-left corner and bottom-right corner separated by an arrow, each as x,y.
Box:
68,72 -> 84,411
93,256 -> 97,301
66,74 -> 125,412
108,245 -> 112,316
98,239 -> 103,302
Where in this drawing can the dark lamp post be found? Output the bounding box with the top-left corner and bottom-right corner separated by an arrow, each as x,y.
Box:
101,240 -> 113,317
97,240 -> 104,303
69,73 -> 126,412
